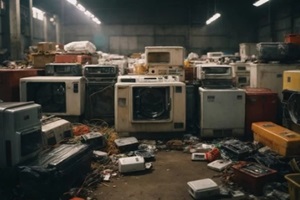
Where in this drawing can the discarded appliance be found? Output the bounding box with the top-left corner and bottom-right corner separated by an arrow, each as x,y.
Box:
0,102 -> 42,168
41,116 -> 73,146
114,137 -> 139,152
231,162 -> 277,195
81,131 -> 105,149
191,153 -> 207,161
207,159 -> 232,172
19,143 -> 93,200
118,156 -> 146,173
187,178 -> 220,199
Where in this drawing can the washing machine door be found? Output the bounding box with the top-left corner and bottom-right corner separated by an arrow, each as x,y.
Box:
287,92 -> 300,124
132,86 -> 170,121
85,82 -> 115,121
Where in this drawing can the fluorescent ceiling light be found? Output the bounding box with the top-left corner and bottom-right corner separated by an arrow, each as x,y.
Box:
253,0 -> 269,7
66,0 -> 77,6
84,10 -> 93,18
92,17 -> 101,24
206,13 -> 221,25
76,3 -> 86,12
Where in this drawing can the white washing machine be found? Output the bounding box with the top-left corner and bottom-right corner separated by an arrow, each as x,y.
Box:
199,87 -> 245,138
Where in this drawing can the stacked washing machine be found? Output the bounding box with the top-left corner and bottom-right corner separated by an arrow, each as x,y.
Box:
282,70 -> 300,128
83,64 -> 119,124
114,46 -> 187,133
195,64 -> 245,138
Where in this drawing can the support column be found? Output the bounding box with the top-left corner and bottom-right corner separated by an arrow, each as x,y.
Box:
29,0 -> 33,45
43,14 -> 48,41
54,15 -> 60,44
9,0 -> 21,59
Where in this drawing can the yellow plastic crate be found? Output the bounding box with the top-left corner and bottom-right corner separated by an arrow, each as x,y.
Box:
283,70 -> 300,92
252,122 -> 300,156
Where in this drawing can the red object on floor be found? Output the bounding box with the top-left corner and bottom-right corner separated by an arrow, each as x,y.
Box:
70,197 -> 85,200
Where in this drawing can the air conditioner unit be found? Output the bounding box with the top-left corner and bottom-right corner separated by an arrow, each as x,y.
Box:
115,75 -> 186,133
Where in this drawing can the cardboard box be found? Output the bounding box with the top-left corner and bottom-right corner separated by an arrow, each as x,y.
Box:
37,42 -> 56,52
55,54 -> 93,64
31,53 -> 56,68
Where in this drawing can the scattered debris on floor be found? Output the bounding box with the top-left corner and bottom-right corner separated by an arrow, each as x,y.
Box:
1,120 -> 300,200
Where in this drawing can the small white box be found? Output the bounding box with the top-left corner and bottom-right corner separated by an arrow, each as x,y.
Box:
187,178 -> 219,199
191,153 -> 207,161
118,156 -> 145,173
207,159 -> 232,171
42,117 -> 72,146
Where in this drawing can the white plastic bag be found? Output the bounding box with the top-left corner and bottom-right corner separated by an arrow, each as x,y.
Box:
64,41 -> 96,54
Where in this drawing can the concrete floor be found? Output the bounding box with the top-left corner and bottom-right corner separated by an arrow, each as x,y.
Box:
92,150 -> 231,200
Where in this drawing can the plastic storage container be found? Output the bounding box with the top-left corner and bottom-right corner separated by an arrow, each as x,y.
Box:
283,70 -> 300,92
187,178 -> 219,199
285,173 -> 300,200
285,34 -> 300,44
252,122 -> 300,156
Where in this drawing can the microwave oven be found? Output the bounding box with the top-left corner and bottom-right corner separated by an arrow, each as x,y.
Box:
145,46 -> 185,67
20,76 -> 86,116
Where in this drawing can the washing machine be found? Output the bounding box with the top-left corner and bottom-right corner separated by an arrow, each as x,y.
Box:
115,75 -> 186,133
199,87 -> 245,138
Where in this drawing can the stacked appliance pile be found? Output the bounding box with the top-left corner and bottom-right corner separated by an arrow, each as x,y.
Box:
114,46 -> 186,134
195,64 -> 245,138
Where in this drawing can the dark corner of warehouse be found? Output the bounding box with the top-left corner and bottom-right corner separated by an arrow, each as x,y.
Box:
1,0 -> 300,199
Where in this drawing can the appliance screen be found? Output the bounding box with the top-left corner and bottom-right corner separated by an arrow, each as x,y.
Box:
21,128 -> 42,156
86,83 -> 115,119
133,87 -> 170,120
147,52 -> 170,63
203,67 -> 230,74
27,82 -> 66,113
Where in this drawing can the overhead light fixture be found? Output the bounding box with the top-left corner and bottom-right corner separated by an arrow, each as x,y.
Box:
206,13 -> 221,25
84,10 -> 93,18
76,3 -> 86,12
65,0 -> 101,25
253,0 -> 269,7
66,0 -> 77,6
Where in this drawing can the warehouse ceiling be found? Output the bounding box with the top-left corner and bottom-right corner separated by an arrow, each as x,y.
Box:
31,0 -> 294,25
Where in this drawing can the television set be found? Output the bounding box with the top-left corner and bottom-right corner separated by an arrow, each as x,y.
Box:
20,76 -> 86,116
